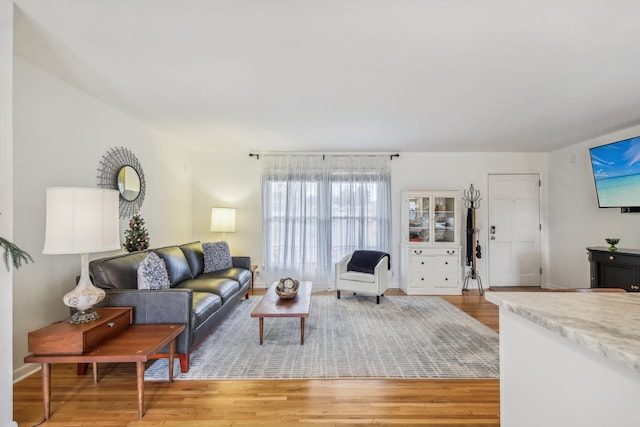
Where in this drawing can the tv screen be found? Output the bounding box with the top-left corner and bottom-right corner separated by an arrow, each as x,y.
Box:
589,136 -> 640,208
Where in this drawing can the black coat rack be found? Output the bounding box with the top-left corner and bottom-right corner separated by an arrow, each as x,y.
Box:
462,184 -> 484,295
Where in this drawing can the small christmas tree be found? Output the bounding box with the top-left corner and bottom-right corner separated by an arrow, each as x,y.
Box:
123,211 -> 150,252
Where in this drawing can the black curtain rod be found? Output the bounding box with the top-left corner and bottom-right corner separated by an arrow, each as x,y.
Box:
249,153 -> 400,160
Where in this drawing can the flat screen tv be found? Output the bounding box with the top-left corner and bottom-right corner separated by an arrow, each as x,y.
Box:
589,136 -> 640,208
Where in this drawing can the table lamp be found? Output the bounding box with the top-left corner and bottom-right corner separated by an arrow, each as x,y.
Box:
43,187 -> 121,324
210,207 -> 236,238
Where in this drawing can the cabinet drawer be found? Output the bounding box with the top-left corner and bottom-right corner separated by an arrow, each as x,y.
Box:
590,250 -> 640,266
433,257 -> 458,272
83,309 -> 132,351
409,272 -> 433,287
409,256 -> 433,271
409,272 -> 457,288
433,272 -> 458,288
28,307 -> 132,355
409,248 -> 458,257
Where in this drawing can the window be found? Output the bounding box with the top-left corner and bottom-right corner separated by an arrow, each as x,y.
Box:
262,155 -> 391,287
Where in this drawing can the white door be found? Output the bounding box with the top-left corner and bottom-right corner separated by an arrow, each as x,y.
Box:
488,174 -> 541,287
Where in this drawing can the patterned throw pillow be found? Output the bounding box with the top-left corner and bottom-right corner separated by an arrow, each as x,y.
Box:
203,241 -> 233,273
137,252 -> 171,290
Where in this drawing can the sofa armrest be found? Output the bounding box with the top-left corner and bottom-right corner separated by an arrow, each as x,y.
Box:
336,254 -> 352,275
232,256 -> 251,269
373,257 -> 389,293
98,288 -> 192,324
96,288 -> 193,353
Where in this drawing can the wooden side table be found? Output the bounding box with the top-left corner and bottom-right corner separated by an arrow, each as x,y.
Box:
25,308 -> 185,420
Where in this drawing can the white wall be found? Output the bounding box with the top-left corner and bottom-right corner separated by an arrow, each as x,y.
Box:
0,1 -> 17,425
548,124 -> 640,288
391,152 -> 548,288
192,152 -> 262,257
192,151 -> 548,289
12,57 -> 193,378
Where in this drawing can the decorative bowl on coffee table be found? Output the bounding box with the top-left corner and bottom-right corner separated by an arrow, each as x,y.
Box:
276,277 -> 300,299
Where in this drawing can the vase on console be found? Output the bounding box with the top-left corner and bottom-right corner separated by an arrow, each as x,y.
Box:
605,238 -> 620,252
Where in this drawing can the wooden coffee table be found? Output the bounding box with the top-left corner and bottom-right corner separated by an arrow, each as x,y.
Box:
24,323 -> 185,420
250,281 -> 312,345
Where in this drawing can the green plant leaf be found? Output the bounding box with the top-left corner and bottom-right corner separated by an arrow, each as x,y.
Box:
0,237 -> 34,271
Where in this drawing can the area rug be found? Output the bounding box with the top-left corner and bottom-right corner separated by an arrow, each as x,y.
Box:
145,295 -> 499,380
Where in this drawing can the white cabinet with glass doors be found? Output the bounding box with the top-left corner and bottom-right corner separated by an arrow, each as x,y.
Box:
400,190 -> 462,295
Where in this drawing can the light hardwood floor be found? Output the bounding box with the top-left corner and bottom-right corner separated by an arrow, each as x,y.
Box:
14,289 -> 500,426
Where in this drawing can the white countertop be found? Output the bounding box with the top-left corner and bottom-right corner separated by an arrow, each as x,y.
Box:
485,292 -> 640,375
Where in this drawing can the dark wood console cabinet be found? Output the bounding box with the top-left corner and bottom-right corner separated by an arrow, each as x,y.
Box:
587,247 -> 640,292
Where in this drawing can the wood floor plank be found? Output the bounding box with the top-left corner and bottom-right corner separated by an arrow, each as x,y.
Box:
14,289 -> 500,426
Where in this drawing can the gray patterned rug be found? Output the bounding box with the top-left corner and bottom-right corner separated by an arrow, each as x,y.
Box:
145,295 -> 499,380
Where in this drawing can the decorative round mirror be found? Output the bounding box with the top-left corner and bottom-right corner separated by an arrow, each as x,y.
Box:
117,165 -> 141,201
97,147 -> 146,218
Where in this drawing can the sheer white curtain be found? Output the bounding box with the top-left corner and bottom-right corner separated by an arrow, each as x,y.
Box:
327,155 -> 392,263
261,154 -> 391,289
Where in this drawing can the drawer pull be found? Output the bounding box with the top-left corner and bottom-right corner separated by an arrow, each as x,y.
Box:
415,250 -> 423,255
445,262 -> 448,265
107,322 -> 116,328
445,278 -> 448,281
447,250 -> 455,255
421,261 -> 425,265
609,256 -> 615,260
421,277 -> 424,281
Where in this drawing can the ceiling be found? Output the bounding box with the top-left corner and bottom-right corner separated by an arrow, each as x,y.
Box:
12,0 -> 640,153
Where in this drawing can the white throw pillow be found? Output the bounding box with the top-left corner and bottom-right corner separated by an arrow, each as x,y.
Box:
137,252 -> 171,290
203,241 -> 233,273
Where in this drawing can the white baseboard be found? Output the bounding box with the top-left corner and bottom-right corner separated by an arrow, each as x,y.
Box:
14,363 -> 39,384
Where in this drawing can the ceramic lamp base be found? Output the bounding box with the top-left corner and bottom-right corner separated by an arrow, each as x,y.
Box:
63,253 -> 106,324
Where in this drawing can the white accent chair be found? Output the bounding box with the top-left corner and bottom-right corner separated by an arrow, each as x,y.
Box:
335,251 -> 389,304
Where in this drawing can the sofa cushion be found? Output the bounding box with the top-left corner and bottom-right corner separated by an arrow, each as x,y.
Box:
180,241 -> 205,277
154,246 -> 193,285
137,252 -> 171,290
90,251 -> 150,290
176,276 -> 240,303
191,292 -> 222,327
339,271 -> 376,283
204,268 -> 251,288
203,241 -> 233,272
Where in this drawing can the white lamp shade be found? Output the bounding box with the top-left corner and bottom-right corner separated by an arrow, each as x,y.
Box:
210,207 -> 236,233
43,187 -> 121,254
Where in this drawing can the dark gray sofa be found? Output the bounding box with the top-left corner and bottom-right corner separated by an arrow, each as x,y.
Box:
89,241 -> 251,373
